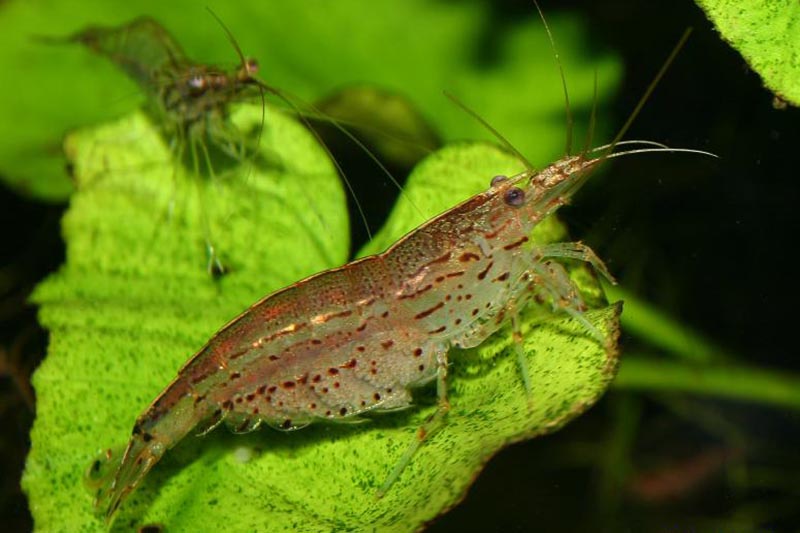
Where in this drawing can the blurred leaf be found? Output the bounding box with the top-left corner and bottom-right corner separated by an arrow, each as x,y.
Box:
23,107 -> 620,531
695,0 -> 800,106
316,84 -> 441,169
0,0 -> 618,201
615,354 -> 800,410
603,283 -> 732,364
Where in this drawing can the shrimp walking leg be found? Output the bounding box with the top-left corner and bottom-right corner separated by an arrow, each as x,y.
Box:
197,133 -> 228,276
529,259 -> 606,345
534,241 -> 616,283
377,350 -> 451,497
187,133 -> 225,276
511,313 -> 534,397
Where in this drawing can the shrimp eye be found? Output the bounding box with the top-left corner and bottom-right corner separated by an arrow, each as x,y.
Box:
490,175 -> 508,187
504,187 -> 525,207
245,58 -> 259,74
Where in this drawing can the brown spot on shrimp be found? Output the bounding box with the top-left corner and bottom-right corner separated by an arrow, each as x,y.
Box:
503,236 -> 529,250
414,302 -> 445,320
477,261 -> 494,280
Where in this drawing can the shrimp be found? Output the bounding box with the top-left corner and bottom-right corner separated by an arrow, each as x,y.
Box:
53,16 -> 268,276
66,16 -> 262,166
61,15 -> 398,276
93,142 -> 615,520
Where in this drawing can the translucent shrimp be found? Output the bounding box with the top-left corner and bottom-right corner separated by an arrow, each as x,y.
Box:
55,16 -> 269,276
61,15 -> 402,276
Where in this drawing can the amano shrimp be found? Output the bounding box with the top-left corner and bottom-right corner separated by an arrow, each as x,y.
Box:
90,143 -> 620,521
56,16 -> 265,276
60,15 -> 396,276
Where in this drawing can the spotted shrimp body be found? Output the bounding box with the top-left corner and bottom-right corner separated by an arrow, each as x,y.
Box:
91,151 -> 614,520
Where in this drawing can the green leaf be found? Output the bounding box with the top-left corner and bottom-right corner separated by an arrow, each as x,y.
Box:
0,0 -> 618,201
315,85 -> 442,170
695,0 -> 800,106
24,107 -> 620,531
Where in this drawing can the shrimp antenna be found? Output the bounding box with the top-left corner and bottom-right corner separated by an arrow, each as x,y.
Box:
532,0 -> 574,155
443,91 -> 535,172
273,83 -> 434,224
598,146 -> 718,162
288,91 -> 426,215
589,140 -> 669,152
204,7 -> 268,185
255,81 -> 376,240
205,7 -> 247,66
606,27 -> 693,155
582,70 -> 599,155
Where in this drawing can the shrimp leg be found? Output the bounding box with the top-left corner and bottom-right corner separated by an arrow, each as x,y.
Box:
529,258 -> 607,346
511,312 -> 533,398
534,241 -> 616,284
508,254 -> 596,401
377,349 -> 451,498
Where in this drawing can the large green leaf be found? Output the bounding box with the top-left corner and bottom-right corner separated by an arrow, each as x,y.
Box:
0,0 -> 618,201
23,104 -> 620,531
695,0 -> 800,106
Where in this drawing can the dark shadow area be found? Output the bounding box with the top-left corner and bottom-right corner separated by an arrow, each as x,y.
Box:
0,183 -> 65,533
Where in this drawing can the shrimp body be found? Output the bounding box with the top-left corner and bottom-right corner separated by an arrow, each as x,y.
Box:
97,153 -> 607,520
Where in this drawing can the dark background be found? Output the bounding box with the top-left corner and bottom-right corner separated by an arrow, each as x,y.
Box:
3,0 -> 799,531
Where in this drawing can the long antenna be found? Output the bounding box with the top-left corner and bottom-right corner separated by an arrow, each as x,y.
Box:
582,70 -> 598,155
598,146 -> 717,162
606,27 -> 693,155
258,82 -> 376,240
532,0 -> 574,155
206,7 -> 247,67
589,139 -> 669,152
443,91 -> 534,171
265,84 -> 430,220
205,7 -> 267,192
